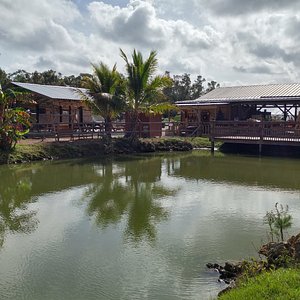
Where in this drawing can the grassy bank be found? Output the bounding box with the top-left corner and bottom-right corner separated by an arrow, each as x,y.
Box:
0,137 -> 205,164
0,140 -> 106,164
219,268 -> 300,300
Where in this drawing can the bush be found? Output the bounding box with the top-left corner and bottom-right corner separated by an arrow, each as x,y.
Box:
0,86 -> 31,151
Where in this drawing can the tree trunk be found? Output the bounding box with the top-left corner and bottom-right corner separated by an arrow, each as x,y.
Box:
125,111 -> 139,140
104,116 -> 112,138
280,227 -> 284,242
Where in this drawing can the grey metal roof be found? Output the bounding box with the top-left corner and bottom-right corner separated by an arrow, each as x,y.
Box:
12,82 -> 88,101
176,83 -> 300,106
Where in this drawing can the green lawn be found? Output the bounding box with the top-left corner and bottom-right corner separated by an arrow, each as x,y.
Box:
145,137 -> 222,149
219,268 -> 300,300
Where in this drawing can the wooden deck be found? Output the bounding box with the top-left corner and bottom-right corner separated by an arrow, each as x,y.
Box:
208,121 -> 300,146
26,120 -> 300,150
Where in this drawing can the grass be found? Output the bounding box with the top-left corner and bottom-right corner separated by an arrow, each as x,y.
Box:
0,140 -> 106,164
219,268 -> 300,300
0,137 -> 215,164
143,137 -> 222,149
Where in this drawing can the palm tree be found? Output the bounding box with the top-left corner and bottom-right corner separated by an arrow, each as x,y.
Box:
79,63 -> 125,137
120,49 -> 172,138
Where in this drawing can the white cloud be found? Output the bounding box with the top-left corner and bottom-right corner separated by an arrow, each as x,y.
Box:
1,0 -> 300,84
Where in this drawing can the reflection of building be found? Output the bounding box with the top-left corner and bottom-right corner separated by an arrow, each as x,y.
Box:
13,82 -> 93,126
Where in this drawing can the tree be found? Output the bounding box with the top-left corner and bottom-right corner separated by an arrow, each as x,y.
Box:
79,63 -> 125,137
264,203 -> 293,242
8,69 -> 87,87
206,80 -> 220,93
0,68 -> 11,91
120,49 -> 171,137
163,73 -> 192,103
163,73 -> 219,102
191,75 -> 206,99
9,69 -> 31,83
0,85 -> 31,151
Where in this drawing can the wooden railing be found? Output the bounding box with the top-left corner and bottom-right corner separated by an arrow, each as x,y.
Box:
26,120 -> 300,143
210,121 -> 298,138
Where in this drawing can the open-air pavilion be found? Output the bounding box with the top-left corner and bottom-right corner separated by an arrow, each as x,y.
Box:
176,83 -> 300,152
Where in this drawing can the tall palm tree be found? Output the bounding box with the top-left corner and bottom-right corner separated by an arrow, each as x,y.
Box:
79,63 -> 125,137
120,49 -> 172,138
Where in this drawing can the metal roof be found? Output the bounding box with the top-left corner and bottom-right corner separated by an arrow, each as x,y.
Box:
176,83 -> 300,106
12,82 -> 88,101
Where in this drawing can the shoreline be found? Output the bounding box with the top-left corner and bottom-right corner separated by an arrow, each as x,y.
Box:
0,137 -> 203,165
210,233 -> 300,299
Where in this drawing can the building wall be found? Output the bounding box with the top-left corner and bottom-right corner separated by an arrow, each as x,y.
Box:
179,104 -> 261,123
125,112 -> 162,137
180,105 -> 230,124
31,100 -> 92,125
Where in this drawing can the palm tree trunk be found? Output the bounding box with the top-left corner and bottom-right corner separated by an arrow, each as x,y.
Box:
105,116 -> 112,138
126,111 -> 139,140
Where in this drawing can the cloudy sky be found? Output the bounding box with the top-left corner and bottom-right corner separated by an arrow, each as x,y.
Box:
1,0 -> 300,86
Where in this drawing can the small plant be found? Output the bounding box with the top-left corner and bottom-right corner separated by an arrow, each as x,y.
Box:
264,203 -> 292,242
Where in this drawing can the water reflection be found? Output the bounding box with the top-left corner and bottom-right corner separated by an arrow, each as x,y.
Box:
0,167 -> 38,248
85,157 -> 175,243
1,152 -> 300,250
1,153 -> 300,299
173,152 -> 300,190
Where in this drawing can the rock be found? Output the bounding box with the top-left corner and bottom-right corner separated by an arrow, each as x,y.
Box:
224,262 -> 241,274
206,261 -> 242,285
206,263 -> 220,269
206,263 -> 214,269
287,233 -> 300,260
259,241 -> 293,265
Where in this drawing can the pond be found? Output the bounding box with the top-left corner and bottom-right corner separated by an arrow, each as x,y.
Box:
0,151 -> 300,299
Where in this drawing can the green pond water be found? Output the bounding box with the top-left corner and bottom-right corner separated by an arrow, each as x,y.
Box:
0,151 -> 300,299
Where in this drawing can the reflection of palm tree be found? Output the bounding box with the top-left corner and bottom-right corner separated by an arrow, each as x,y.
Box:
125,183 -> 169,243
124,157 -> 162,183
0,177 -> 38,248
85,157 -> 175,243
85,164 -> 131,227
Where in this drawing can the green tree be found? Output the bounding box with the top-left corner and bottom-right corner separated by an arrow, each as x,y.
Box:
0,68 -> 11,91
206,80 -> 220,93
79,63 -> 125,137
120,49 -> 171,138
163,73 -> 193,103
8,69 -> 31,83
264,203 -> 292,242
0,85 -> 31,151
191,75 -> 206,98
164,73 -> 219,102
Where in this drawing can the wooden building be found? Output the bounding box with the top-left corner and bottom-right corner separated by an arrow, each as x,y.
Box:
13,82 -> 93,126
125,112 -> 162,138
176,83 -> 300,152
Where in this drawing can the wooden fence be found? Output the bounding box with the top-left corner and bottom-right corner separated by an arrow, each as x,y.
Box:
26,120 -> 300,145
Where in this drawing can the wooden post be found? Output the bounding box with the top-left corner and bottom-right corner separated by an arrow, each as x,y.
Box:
210,121 -> 215,154
211,138 -> 215,154
259,121 -> 263,155
259,143 -> 262,155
